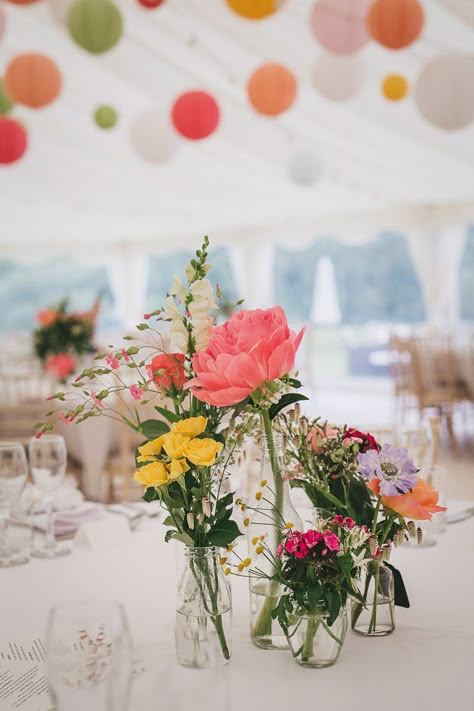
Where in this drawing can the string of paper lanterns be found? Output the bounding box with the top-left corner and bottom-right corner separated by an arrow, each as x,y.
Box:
310,0 -> 372,56
0,116 -> 27,164
94,105 -> 118,129
382,74 -> 409,101
68,0 -> 123,54
247,63 -> 297,116
171,91 -> 220,139
4,53 -> 62,109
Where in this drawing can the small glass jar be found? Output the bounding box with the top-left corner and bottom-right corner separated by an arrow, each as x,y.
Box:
286,604 -> 348,669
248,431 -> 303,651
351,560 -> 395,637
175,546 -> 232,668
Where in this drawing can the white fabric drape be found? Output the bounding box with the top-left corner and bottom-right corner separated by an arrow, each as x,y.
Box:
107,252 -> 149,330
406,226 -> 467,327
228,241 -> 275,308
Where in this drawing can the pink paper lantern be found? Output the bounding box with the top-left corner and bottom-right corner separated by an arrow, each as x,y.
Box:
310,0 -> 372,55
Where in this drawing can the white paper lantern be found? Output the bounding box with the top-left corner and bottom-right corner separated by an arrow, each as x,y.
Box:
287,148 -> 323,186
50,0 -> 76,25
312,53 -> 365,102
130,111 -> 179,163
415,53 -> 474,130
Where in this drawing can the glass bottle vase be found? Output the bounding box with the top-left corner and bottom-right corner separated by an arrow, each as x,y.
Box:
285,604 -> 348,668
175,546 -> 232,668
351,559 -> 395,637
248,430 -> 303,651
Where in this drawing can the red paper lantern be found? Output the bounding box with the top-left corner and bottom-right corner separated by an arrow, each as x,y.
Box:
171,91 -> 220,140
4,53 -> 62,109
247,63 -> 297,116
5,0 -> 42,4
367,0 -> 424,50
137,0 -> 165,7
0,117 -> 28,165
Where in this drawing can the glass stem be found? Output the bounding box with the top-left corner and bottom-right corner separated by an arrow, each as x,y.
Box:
44,496 -> 56,550
0,513 -> 9,558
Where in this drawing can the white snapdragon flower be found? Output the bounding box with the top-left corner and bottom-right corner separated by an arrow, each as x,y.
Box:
189,278 -> 217,311
193,317 -> 212,352
170,319 -> 188,352
169,275 -> 189,303
184,262 -> 195,284
163,295 -> 182,321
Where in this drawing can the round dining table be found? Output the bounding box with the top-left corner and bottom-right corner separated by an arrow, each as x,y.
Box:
1,505 -> 473,711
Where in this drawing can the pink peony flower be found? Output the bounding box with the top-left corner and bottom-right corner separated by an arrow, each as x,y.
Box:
187,306 -> 304,406
45,353 -> 76,381
106,354 -> 120,369
147,353 -> 186,392
130,383 -> 144,401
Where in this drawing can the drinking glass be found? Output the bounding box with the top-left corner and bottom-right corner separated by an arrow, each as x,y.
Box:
29,434 -> 70,558
0,441 -> 29,567
46,601 -> 132,711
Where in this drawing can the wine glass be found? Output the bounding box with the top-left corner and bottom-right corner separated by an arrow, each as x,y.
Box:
0,441 -> 29,567
46,601 -> 132,711
28,434 -> 70,558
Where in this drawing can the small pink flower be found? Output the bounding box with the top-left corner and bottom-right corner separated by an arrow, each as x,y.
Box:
344,517 -> 356,529
284,536 -> 299,554
74,375 -> 82,383
90,391 -> 105,409
35,431 -> 43,439
322,548 -> 328,556
333,515 -> 344,525
59,412 -> 76,424
303,530 -> 322,549
121,349 -> 130,363
323,531 -> 341,552
276,543 -> 283,556
294,543 -> 308,559
143,313 -> 151,320
130,384 -> 144,401
106,354 -> 120,369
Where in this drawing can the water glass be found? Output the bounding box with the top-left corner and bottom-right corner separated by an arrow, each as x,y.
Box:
46,600 -> 132,711
29,434 -> 70,558
0,441 -> 29,567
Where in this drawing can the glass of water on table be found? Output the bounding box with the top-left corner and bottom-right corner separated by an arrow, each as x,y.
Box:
28,434 -> 70,558
0,441 -> 29,567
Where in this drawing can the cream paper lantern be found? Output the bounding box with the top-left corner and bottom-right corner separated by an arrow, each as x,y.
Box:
50,0 -> 75,25
130,111 -> 179,163
415,53 -> 474,130
312,53 -> 365,102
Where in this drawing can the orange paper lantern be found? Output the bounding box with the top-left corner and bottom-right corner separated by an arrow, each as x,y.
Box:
4,53 -> 62,109
368,0 -> 424,50
382,74 -> 408,100
247,63 -> 297,116
226,0 -> 284,20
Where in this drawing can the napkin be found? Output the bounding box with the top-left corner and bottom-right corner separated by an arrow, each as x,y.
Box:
33,502 -> 104,537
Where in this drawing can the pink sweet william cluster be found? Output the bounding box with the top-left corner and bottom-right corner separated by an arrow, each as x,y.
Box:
277,528 -> 341,560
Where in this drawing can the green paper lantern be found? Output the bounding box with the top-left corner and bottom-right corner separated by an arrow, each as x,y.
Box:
94,104 -> 118,129
68,0 -> 123,54
0,79 -> 15,116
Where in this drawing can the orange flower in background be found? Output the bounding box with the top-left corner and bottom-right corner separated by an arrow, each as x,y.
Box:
368,477 -> 446,521
36,309 -> 58,327
45,353 -> 75,381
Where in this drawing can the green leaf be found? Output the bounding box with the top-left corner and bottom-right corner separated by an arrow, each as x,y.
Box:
287,378 -> 302,388
206,518 -> 241,547
167,531 -> 194,546
140,419 -> 170,439
154,406 -> 182,424
269,393 -> 309,420
143,487 -> 159,503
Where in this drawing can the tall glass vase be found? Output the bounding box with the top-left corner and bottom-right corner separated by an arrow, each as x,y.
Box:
351,559 -> 395,637
248,417 -> 303,650
175,546 -> 232,668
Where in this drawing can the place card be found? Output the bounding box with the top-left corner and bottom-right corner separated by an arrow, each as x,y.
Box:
74,515 -> 131,552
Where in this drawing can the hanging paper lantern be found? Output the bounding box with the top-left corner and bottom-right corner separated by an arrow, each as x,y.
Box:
415,53 -> 474,130
130,111 -> 179,162
171,91 -> 220,140
225,0 -> 284,20
0,117 -> 27,165
312,54 -> 364,102
367,0 -> 424,50
4,53 -> 62,109
68,0 -> 123,54
94,105 -> 118,129
382,74 -> 408,101
247,63 -> 297,116
310,0 -> 372,55
0,79 -> 15,115
137,0 -> 165,8
0,7 -> 6,41
4,0 -> 42,5
50,0 -> 75,25
287,148 -> 324,186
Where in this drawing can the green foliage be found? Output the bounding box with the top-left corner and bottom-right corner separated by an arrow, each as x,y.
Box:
269,392 -> 309,420
140,419 -> 170,439
33,300 -> 95,363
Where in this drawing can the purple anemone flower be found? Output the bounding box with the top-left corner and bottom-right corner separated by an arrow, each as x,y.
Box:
358,443 -> 418,496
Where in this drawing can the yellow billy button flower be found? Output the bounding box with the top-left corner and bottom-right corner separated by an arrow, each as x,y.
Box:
219,557 -> 227,565
255,545 -> 264,555
260,479 -> 268,487
237,563 -> 244,572
138,435 -> 164,457
172,416 -> 207,438
168,458 -> 190,480
226,544 -> 234,552
255,492 -> 262,501
224,567 -> 231,576
161,432 -> 190,459
134,461 -> 169,488
284,522 -> 294,529
243,517 -> 250,527
240,503 -> 246,512
251,536 -> 259,546
183,438 -> 223,467
243,557 -> 251,568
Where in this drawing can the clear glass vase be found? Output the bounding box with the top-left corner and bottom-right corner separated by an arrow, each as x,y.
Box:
286,604 -> 348,668
351,560 -> 395,637
248,430 -> 303,651
175,546 -> 232,668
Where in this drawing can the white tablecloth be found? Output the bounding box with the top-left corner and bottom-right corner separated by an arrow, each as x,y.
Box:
2,511 -> 473,711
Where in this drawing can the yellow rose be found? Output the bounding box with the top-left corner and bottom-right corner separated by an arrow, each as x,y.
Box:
169,458 -> 190,480
138,435 -> 165,457
183,438 -> 223,467
136,454 -> 158,463
161,432 -> 190,459
172,416 -> 207,438
134,461 -> 169,488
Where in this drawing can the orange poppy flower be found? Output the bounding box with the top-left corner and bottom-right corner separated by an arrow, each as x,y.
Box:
367,478 -> 446,521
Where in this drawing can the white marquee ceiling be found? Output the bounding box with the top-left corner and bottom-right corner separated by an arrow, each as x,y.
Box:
0,0 -> 473,255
